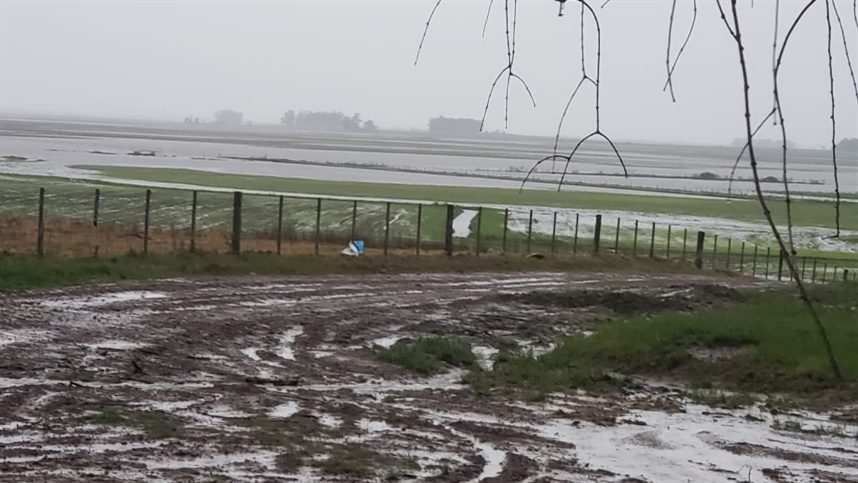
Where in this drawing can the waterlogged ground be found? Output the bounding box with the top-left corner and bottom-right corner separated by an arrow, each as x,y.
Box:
1,272 -> 857,482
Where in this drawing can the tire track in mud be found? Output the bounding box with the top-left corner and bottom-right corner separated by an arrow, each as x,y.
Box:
1,272 -> 856,482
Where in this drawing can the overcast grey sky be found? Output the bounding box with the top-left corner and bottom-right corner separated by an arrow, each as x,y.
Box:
1,0 -> 857,147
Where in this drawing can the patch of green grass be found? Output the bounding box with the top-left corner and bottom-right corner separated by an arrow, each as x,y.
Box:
79,165 -> 858,231
375,336 -> 477,375
468,284 -> 858,401
315,446 -> 375,477
2,155 -> 28,162
0,250 -> 703,292
84,408 -> 181,439
688,389 -> 758,409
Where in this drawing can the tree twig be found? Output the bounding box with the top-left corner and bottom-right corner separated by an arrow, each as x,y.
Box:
415,0 -> 443,66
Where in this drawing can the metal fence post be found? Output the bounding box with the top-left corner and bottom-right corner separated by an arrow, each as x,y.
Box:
384,201 -> 391,256
416,204 -> 423,255
527,210 -> 534,253
739,242 -> 745,274
712,235 -> 718,268
633,220 -> 639,256
573,213 -> 579,254
551,212 -> 557,254
144,189 -> 152,255
276,195 -> 284,255
594,214 -> 602,253
190,190 -> 198,253
726,239 -> 732,270
614,217 -> 621,253
351,200 -> 358,241
314,198 -> 322,255
231,191 -> 242,255
502,208 -> 509,253
37,187 -> 46,257
476,207 -> 483,256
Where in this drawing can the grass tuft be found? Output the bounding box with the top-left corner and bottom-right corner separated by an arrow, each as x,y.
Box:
375,336 -> 476,375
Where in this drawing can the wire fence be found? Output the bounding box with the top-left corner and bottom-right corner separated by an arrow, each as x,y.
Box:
1,185 -> 855,284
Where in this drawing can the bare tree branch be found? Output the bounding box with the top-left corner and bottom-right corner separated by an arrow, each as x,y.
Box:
727,0 -> 841,380
415,0 -> 443,66
727,108 -> 776,197
665,0 -> 679,102
662,0 -> 698,97
825,0 -> 842,237
831,0 -> 858,102
482,0 -> 495,38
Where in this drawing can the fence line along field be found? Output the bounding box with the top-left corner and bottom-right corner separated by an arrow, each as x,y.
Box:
2,174 -> 857,281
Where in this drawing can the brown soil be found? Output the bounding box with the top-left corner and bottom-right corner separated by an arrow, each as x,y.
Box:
0,272 -> 854,482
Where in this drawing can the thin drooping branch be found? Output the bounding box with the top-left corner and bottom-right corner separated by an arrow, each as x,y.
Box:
662,0 -> 698,97
557,131 -> 628,191
479,0 -> 537,131
415,0 -> 443,65
533,0 -> 626,185
825,0 -> 842,237
665,0 -> 679,102
727,0 -> 842,380
482,0 -> 496,37
727,108 -> 776,196
831,0 -> 858,102
772,0 -> 819,253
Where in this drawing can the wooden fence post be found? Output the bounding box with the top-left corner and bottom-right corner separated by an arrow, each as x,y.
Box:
666,225 -> 672,259
93,188 -> 100,227
822,263 -> 828,282
476,207 -> 483,256
681,228 -> 688,261
801,256 -> 807,280
632,220 -> 639,256
614,217 -> 621,253
845,269 -> 850,282
37,187 -> 46,257
694,231 -> 705,269
811,258 -> 818,283
649,221 -> 655,258
764,247 -> 771,279
502,208 -> 509,253
231,191 -> 242,255
190,190 -> 198,253
416,204 -> 423,255
276,195 -> 284,255
144,189 -> 152,255
551,212 -> 557,254
445,204 -> 454,256
314,198 -> 322,255
594,215 -> 603,253
384,202 -> 391,256
752,245 -> 758,277
572,213 -> 579,254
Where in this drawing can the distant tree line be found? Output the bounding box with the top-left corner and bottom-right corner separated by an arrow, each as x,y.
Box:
280,110 -> 377,132
428,116 -> 481,136
213,109 -> 244,126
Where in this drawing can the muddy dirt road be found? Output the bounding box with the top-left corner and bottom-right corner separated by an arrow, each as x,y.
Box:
1,272 -> 856,482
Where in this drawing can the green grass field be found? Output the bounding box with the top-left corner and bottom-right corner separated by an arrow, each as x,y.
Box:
464,283 -> 858,405
78,166 -> 858,231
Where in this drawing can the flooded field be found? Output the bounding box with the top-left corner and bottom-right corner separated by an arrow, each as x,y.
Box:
2,117 -> 856,196
2,272 -> 856,482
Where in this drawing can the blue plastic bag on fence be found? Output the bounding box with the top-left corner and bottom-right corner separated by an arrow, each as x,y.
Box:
341,240 -> 365,257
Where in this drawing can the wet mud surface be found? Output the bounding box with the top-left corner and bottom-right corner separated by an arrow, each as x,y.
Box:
1,272 -> 856,482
